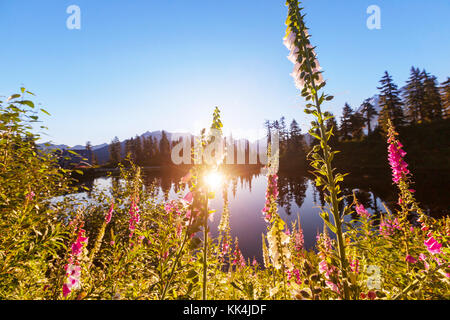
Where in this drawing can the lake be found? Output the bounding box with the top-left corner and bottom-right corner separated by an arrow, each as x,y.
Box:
76,166 -> 449,263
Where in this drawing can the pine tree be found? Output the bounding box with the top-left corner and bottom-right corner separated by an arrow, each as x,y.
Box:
360,98 -> 378,134
133,135 -> 143,165
403,67 -> 425,123
279,117 -> 288,157
125,138 -> 134,161
143,136 -> 154,166
349,111 -> 365,140
339,103 -> 353,140
377,71 -> 404,131
286,119 -> 306,167
289,119 -> 305,152
264,120 -> 272,145
159,131 -> 171,165
440,77 -> 450,119
85,141 -> 93,165
109,136 -> 121,165
422,70 -> 443,121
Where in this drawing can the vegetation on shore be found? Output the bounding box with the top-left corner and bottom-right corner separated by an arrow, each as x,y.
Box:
0,0 -> 448,300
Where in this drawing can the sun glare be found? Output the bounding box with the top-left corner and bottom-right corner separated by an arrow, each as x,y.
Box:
204,171 -> 223,190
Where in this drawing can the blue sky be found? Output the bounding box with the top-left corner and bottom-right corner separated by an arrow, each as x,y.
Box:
1,0 -> 449,146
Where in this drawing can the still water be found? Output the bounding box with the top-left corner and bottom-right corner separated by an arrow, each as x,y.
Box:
78,167 -> 449,262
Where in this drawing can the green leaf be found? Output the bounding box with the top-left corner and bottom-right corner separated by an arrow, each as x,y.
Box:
20,100 -> 35,108
40,108 -> 51,115
7,94 -> 20,101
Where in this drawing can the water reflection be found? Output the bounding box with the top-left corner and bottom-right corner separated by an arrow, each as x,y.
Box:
76,166 -> 449,261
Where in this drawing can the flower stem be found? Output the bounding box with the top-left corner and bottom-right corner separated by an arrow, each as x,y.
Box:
202,192 -> 209,300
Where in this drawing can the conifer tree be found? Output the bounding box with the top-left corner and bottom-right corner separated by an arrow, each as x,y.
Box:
133,135 -> 143,165
109,136 -> 121,165
377,71 -> 404,131
349,111 -> 365,140
360,98 -> 378,134
159,131 -> 171,165
85,141 -> 93,165
339,103 -> 353,140
288,119 -> 306,159
440,77 -> 450,119
422,71 -> 443,121
403,66 -> 425,123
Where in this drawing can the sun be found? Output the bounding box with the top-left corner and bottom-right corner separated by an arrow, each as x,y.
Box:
204,171 -> 223,190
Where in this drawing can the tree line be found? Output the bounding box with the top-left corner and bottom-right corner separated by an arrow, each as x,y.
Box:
264,117 -> 307,170
334,68 -> 450,141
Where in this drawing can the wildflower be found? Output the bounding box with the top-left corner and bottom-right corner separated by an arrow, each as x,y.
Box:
183,191 -> 193,204
71,229 -> 88,257
418,253 -> 430,270
387,126 -> 410,184
285,227 -> 291,236
355,203 -> 370,219
62,284 -> 71,297
283,28 -> 297,51
105,201 -> 114,224
63,222 -> 88,298
293,222 -> 304,253
349,258 -> 360,273
128,198 -> 140,238
424,236 -> 442,255
367,291 -> 376,300
26,190 -> 35,201
262,174 -> 278,223
63,264 -> 82,294
283,18 -> 324,90
252,258 -> 258,267
267,222 -> 292,270
287,268 -> 302,285
176,224 -> 182,238
316,232 -> 340,294
379,216 -> 401,237
221,241 -> 229,257
405,255 -> 417,264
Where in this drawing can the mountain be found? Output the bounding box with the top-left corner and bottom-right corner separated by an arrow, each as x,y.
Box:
38,130 -> 281,166
38,130 -> 193,165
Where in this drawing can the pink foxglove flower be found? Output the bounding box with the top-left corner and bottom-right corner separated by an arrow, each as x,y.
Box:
349,258 -> 360,273
405,255 -> 417,264
424,236 -> 442,255
355,203 -> 370,218
183,191 -> 193,204
387,128 -> 410,184
105,201 -> 114,224
128,198 -> 140,239
63,222 -> 87,297
262,174 -> 278,223
26,191 -> 35,201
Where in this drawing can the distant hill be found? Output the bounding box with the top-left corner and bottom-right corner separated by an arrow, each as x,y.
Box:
39,130 -> 194,165
38,130 -> 303,166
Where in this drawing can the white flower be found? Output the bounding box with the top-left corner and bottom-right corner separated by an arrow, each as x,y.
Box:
283,29 -> 297,50
294,78 -> 305,90
287,47 -> 299,63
